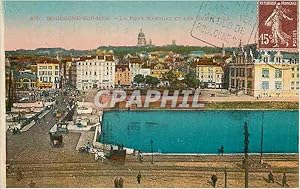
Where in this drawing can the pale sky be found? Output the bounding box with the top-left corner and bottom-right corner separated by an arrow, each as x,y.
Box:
4,1 -> 257,50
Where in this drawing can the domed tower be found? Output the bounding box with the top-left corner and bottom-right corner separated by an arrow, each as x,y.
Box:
137,28 -> 146,47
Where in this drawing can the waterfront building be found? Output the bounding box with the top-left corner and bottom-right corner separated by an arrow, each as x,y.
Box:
37,62 -> 60,89
229,43 -> 299,97
71,53 -> 116,90
150,63 -> 169,79
252,51 -> 298,97
137,28 -> 147,47
129,55 -> 143,81
115,64 -> 131,87
194,58 -> 224,89
15,70 -> 37,90
228,42 -> 255,95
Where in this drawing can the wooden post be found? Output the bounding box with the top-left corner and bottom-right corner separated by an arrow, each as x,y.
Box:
244,122 -> 249,188
150,139 -> 153,164
224,166 -> 227,188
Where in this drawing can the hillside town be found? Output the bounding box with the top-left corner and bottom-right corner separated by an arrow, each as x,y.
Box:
6,30 -> 299,104
5,29 -> 299,188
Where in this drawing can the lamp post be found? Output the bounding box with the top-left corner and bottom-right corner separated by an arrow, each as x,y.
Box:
260,112 -> 264,164
244,122 -> 249,188
150,139 -> 153,164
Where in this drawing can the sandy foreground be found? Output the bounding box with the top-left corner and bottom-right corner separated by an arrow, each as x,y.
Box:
6,153 -> 299,188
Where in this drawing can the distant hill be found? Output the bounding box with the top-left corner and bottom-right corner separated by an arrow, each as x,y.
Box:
6,46 -> 225,58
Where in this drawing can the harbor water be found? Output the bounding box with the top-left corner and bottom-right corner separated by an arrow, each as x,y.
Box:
99,110 -> 298,154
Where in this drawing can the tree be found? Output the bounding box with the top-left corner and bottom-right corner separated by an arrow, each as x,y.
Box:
133,74 -> 145,84
184,73 -> 200,88
145,75 -> 160,88
162,70 -> 180,89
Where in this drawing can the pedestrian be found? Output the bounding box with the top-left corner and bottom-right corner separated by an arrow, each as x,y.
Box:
220,145 -> 224,155
16,168 -> 23,181
114,177 -> 119,188
268,171 -> 274,183
12,128 -> 16,135
16,128 -> 21,134
242,157 -> 245,168
28,180 -> 36,188
6,163 -> 11,174
118,177 -> 124,188
282,172 -> 287,187
133,149 -> 136,156
137,172 -> 142,184
138,151 -> 143,163
211,174 -> 218,188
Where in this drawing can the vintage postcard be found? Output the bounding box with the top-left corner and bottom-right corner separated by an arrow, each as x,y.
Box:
0,0 -> 299,188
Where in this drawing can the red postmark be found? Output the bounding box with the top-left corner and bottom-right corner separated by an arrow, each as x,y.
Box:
258,1 -> 298,50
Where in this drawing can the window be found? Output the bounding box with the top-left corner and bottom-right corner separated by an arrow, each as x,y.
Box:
275,57 -> 281,63
231,68 -> 235,77
48,71 -> 52,75
94,72 -> 97,76
48,66 -> 52,69
297,73 -> 299,78
262,68 -> 269,78
247,68 -> 252,77
291,81 -> 295,89
275,69 -> 282,78
296,81 -> 299,89
275,81 -> 282,90
55,66 -> 58,69
55,71 -> 59,75
241,69 -> 245,77
292,73 -> 295,78
247,81 -> 252,88
49,77 -> 52,82
262,81 -> 269,90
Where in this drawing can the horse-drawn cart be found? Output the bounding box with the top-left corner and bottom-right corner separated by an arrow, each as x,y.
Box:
49,132 -> 64,147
